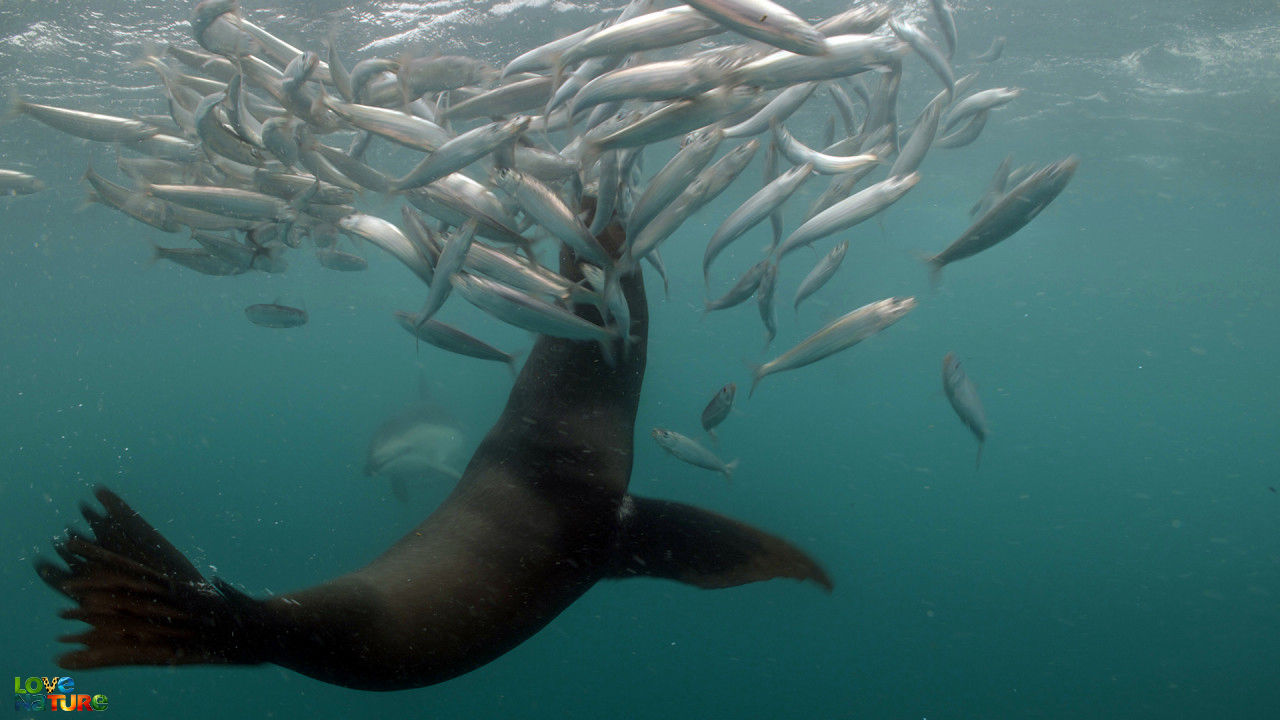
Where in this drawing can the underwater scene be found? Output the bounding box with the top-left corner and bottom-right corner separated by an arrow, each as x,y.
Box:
2,0 -> 1277,718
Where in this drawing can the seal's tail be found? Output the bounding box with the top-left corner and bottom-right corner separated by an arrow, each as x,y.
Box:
34,486 -> 266,670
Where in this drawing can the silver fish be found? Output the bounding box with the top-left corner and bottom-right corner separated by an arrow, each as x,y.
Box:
0,169 -> 46,195
926,156 -> 1078,283
315,247 -> 368,272
148,184 -> 293,223
503,22 -> 606,78
571,58 -> 733,116
452,273 -> 621,362
245,303 -> 308,328
338,213 -> 434,285
942,352 -> 988,469
391,116 -> 531,192
888,89 -> 947,178
153,246 -> 243,275
731,35 -> 906,89
700,383 -> 736,441
704,162 -> 812,283
443,77 -> 553,121
778,173 -> 919,258
322,95 -> 450,152
974,36 -> 1006,63
928,0 -> 959,60
792,239 -> 848,312
935,109 -> 988,149
750,297 -> 916,395
889,18 -> 954,94
558,9 -> 722,69
723,81 -> 819,138
628,127 -> 723,236
394,311 -> 518,375
756,260 -> 778,347
13,97 -> 158,143
772,123 -> 879,174
491,168 -> 611,269
815,5 -> 891,36
705,259 -> 770,313
943,87 -> 1020,132
651,427 -> 738,482
683,0 -> 827,56
416,219 -> 478,325
84,166 -> 180,232
586,85 -> 758,156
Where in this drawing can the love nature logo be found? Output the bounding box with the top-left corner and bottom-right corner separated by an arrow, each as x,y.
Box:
13,676 -> 108,712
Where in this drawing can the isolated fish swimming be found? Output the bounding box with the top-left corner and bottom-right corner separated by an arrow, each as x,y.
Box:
942,352 -> 988,469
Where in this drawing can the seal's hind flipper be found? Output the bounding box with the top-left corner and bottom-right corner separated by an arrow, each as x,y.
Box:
607,495 -> 833,592
34,486 -> 268,669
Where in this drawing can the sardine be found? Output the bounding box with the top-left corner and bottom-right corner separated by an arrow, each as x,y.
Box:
974,36 -> 1006,63
651,428 -> 738,481
778,173 -> 919,258
772,123 -> 879,174
705,259 -> 770,313
683,0 -> 827,57
13,97 -> 158,143
245,303 -> 308,328
700,383 -> 736,441
750,297 -> 916,395
942,352 -> 988,469
394,311 -> 519,375
704,162 -> 812,283
0,169 -> 46,195
792,239 -> 848,312
926,156 -> 1078,283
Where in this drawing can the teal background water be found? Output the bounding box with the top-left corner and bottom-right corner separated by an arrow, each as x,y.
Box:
2,1 -> 1277,717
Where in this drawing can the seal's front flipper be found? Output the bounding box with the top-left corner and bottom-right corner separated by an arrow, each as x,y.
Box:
34,486 -> 268,669
607,495 -> 833,592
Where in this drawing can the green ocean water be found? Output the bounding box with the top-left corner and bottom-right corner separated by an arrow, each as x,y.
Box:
2,1 -> 1277,718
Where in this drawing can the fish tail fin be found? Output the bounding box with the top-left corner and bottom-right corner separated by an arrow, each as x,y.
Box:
928,259 -> 943,290
747,364 -> 765,398
34,486 -> 270,670
707,428 -> 718,446
598,336 -> 617,369
4,88 -> 26,122
148,243 -> 165,267
915,251 -> 943,289
722,459 -> 739,484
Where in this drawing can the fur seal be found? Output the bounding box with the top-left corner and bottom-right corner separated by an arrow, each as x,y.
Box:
35,209 -> 832,691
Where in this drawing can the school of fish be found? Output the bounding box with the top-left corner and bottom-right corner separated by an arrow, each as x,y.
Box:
7,0 -> 1077,475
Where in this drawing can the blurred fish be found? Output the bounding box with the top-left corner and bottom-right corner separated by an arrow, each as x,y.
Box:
245,302 -> 307,328
315,247 -> 368,272
943,87 -> 1020,132
0,169 -> 45,195
928,0 -> 959,60
793,239 -> 848,312
393,311 -> 520,374
942,353 -> 988,469
11,97 -> 159,143
974,36 -> 1006,62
